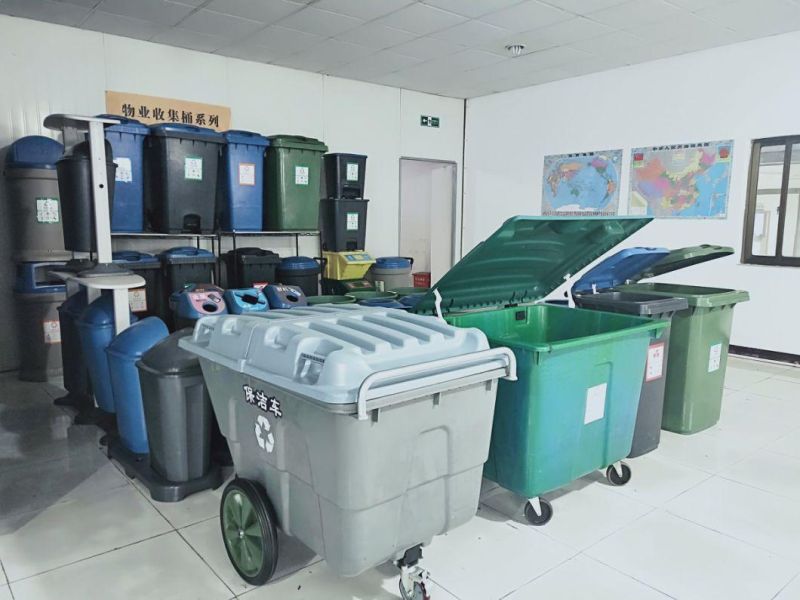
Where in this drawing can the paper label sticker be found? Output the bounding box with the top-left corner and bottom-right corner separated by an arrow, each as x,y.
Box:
295,165 -> 309,185
238,162 -> 256,186
114,157 -> 132,183
645,342 -> 665,382
346,162 -> 359,181
43,320 -> 61,344
35,198 -> 60,223
128,288 -> 148,313
708,343 -> 722,372
375,280 -> 385,292
346,211 -> 359,231
184,156 -> 203,180
584,383 -> 607,424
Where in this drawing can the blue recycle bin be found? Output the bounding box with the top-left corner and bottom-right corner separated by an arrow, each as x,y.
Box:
223,288 -> 269,314
264,284 -> 307,309
77,295 -> 137,414
219,130 -> 270,231
99,115 -> 149,232
171,284 -> 227,329
358,297 -> 407,309
106,317 -> 169,454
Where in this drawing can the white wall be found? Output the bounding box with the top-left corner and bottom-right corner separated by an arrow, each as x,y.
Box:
0,15 -> 464,371
464,30 -> 800,356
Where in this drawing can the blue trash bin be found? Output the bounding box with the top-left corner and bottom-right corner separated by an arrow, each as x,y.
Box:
358,297 -> 407,309
222,288 -> 269,314
77,295 -> 137,415
58,289 -> 90,401
219,130 -> 270,231
106,317 -> 169,454
264,283 -> 307,309
99,115 -> 149,232
171,284 -> 227,329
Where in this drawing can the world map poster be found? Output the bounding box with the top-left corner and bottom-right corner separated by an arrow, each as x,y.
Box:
629,140 -> 733,218
542,149 -> 622,216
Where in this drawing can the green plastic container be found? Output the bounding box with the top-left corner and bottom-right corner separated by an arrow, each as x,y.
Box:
413,216 -> 668,525
306,294 -> 356,305
346,290 -> 397,301
264,135 -> 328,231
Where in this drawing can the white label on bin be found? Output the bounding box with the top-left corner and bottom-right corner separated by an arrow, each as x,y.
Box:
128,288 -> 148,313
43,320 -> 61,344
295,165 -> 309,185
708,343 -> 722,372
346,211 -> 359,231
184,156 -> 203,181
645,342 -> 665,382
375,280 -> 385,292
35,198 -> 59,224
346,162 -> 359,181
584,383 -> 607,424
238,162 -> 256,186
114,157 -> 132,183
254,415 -> 275,454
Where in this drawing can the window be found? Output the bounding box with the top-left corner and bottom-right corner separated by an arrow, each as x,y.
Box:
743,137 -> 800,266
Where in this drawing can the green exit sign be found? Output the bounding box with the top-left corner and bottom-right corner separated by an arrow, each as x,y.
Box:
420,115 -> 440,128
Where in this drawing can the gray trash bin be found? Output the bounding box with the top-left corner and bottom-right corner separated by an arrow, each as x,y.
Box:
136,329 -> 223,502
179,306 -> 516,593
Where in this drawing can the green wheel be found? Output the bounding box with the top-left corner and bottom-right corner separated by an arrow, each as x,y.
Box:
220,478 -> 278,585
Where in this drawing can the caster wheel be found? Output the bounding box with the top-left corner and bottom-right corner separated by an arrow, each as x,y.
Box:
524,498 -> 553,526
400,580 -> 431,600
220,478 -> 279,585
606,463 -> 632,486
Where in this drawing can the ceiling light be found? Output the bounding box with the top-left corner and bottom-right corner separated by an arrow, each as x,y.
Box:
505,43 -> 525,58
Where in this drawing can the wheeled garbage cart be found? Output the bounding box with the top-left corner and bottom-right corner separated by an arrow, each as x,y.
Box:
179,306 -> 516,596
412,217 -> 668,526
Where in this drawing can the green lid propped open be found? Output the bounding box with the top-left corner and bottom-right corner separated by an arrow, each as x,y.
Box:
638,244 -> 734,279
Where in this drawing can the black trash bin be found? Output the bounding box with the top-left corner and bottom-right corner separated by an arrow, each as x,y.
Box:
276,256 -> 321,297
136,329 -> 223,501
55,289 -> 93,414
113,251 -> 164,320
319,198 -> 368,251
159,247 -> 216,328
323,152 -> 367,198
56,140 -> 117,252
222,247 -> 280,289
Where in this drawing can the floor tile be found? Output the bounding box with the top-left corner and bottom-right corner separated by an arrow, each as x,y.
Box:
775,367 -> 800,383
0,585 -> 10,600
481,480 -> 653,550
655,428 -> 760,473
724,365 -> 772,390
605,452 -> 711,506
505,553 -> 671,599
728,356 -> 791,376
0,485 -> 172,581
585,510 -> 798,600
0,562 -> 5,586
724,389 -> 800,423
239,560 -> 458,600
775,574 -> 800,600
9,532 -> 232,600
666,476 -> 800,562
180,516 -> 320,596
767,429 -> 800,460
130,476 -> 224,529
721,450 -> 800,501
422,505 -> 576,600
742,377 -> 800,403
714,399 -> 799,448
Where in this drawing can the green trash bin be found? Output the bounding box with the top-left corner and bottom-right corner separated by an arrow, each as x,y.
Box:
412,216 -> 669,526
615,245 -> 750,435
264,135 -> 328,231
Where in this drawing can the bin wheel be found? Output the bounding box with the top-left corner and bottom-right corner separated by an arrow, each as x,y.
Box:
399,580 -> 431,600
606,463 -> 632,486
524,498 -> 553,526
220,478 -> 278,586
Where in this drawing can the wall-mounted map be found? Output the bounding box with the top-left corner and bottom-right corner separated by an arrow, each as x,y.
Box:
629,140 -> 733,219
542,150 -> 622,215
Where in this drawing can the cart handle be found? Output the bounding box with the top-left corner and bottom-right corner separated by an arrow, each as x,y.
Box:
355,348 -> 516,420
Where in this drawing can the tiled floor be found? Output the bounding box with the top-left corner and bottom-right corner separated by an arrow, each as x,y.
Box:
1,355 -> 799,600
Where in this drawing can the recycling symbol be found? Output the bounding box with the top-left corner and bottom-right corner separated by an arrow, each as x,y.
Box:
254,415 -> 274,454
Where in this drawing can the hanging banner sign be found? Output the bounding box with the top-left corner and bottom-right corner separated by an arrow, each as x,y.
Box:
105,90 -> 231,131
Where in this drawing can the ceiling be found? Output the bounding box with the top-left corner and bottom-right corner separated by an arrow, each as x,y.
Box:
3,0 -> 800,98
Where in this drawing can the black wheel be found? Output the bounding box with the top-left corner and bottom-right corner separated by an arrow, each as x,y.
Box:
606,463 -> 632,486
220,478 -> 279,585
523,498 -> 553,526
399,580 -> 431,600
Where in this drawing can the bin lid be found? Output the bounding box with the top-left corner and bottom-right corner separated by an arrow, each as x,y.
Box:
107,317 -> 169,360
58,288 -> 88,317
139,329 -> 201,375
160,246 -> 215,264
413,216 -> 652,315
571,247 -> 669,294
79,295 -> 137,327
5,136 -> 63,169
267,135 -> 328,152
223,130 -> 270,147
278,256 -> 319,271
113,250 -> 159,265
325,152 -> 367,159
573,291 -> 689,316
149,123 -> 224,143
638,245 -> 735,279
59,139 -> 114,160
228,247 -> 280,263
178,306 -> 495,406
375,257 -> 412,270
96,114 -> 149,135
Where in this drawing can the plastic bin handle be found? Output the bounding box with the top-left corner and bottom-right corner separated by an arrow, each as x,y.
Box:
355,348 -> 517,420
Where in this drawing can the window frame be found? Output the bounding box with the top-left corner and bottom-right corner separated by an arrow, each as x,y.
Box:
743,136 -> 800,267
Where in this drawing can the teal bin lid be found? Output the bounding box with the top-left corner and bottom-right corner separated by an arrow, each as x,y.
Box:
638,244 -> 735,279
413,216 -> 653,315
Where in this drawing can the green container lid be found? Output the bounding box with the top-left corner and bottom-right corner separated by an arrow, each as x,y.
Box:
306,295 -> 356,305
413,216 -> 653,315
346,290 -> 397,301
390,286 -> 430,298
638,244 -> 735,279
267,135 -> 328,152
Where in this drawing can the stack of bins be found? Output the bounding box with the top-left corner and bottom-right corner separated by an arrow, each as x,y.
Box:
99,115 -> 149,232
178,306 -> 516,590
411,216 -> 669,525
159,247 -> 216,328
218,130 -> 270,231
571,247 -> 689,457
615,245 -> 750,434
